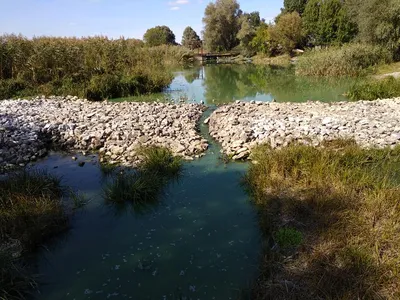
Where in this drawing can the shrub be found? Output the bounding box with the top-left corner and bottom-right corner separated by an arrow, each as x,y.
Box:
296,43 -> 392,76
348,76 -> 400,100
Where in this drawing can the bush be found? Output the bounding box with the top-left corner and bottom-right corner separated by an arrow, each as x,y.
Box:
348,76 -> 400,100
296,43 -> 392,76
244,140 -> 400,299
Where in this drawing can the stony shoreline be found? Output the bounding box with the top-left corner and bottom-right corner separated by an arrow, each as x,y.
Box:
0,96 -> 208,171
209,99 -> 400,160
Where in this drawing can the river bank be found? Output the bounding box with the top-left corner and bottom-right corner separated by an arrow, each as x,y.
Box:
0,96 -> 208,172
209,98 -> 400,160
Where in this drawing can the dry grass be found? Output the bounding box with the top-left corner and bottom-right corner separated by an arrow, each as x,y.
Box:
296,44 -> 392,77
252,54 -> 292,67
244,140 -> 400,299
375,61 -> 400,75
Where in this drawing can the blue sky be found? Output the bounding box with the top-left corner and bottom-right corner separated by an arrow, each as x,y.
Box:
0,0 -> 283,42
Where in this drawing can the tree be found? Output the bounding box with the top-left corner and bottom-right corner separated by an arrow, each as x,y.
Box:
303,0 -> 357,46
268,12 -> 303,54
202,0 -> 242,52
182,27 -> 201,50
250,23 -> 270,54
347,0 -> 400,57
283,0 -> 308,15
143,26 -> 176,47
237,12 -> 262,53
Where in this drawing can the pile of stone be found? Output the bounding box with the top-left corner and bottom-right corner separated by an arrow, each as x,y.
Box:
0,96 -> 208,170
209,99 -> 400,160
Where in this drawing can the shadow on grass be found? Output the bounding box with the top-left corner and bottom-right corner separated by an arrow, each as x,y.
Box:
243,140 -> 400,300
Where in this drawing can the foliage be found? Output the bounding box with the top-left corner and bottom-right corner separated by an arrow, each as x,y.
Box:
237,12 -> 263,54
348,76 -> 400,100
202,0 -> 241,52
250,24 -> 270,55
143,26 -> 176,47
296,43 -> 392,76
0,35 -> 192,100
244,140 -> 400,299
347,0 -> 400,58
181,27 -> 201,50
283,0 -> 308,15
268,12 -> 303,54
303,0 -> 357,46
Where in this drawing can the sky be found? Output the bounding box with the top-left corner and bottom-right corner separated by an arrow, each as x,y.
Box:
0,0 -> 283,42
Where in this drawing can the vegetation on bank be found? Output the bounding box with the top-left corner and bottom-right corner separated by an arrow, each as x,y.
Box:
348,76 -> 400,101
0,35 -> 192,100
296,43 -> 392,77
244,140 -> 400,299
0,169 -> 67,300
104,146 -> 182,213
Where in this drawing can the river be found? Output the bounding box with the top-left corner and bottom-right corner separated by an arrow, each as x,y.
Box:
35,64 -> 356,299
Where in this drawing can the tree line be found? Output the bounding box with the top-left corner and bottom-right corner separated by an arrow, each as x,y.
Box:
143,0 -> 400,59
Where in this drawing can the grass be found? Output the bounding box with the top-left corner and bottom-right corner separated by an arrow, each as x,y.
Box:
296,43 -> 392,77
374,61 -> 400,75
137,146 -> 182,178
0,169 -> 67,300
0,251 -> 37,300
243,140 -> 400,299
348,76 -> 400,100
0,35 -> 193,100
252,54 -> 292,67
103,146 -> 182,213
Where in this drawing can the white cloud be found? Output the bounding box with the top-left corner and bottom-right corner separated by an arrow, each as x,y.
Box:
170,6 -> 180,10
168,0 -> 189,6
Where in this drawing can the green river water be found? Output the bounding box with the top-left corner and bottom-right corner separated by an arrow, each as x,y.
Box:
34,64 -> 356,299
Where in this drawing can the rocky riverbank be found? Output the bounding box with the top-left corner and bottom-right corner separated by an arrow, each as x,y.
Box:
209,99 -> 400,160
0,96 -> 208,171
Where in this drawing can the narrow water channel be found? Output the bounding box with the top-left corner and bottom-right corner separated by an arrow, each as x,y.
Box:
35,108 -> 261,300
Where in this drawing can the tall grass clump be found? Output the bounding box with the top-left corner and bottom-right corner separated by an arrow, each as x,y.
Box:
0,169 -> 67,299
0,35 -> 193,100
348,76 -> 400,100
244,140 -> 400,299
296,43 -> 392,77
103,146 -> 182,212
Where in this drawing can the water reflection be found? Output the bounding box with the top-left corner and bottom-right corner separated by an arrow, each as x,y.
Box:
164,64 -> 359,105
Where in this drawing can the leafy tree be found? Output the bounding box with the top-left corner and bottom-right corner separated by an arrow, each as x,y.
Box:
182,27 -> 201,50
237,12 -> 262,53
283,0 -> 308,15
143,26 -> 176,47
303,0 -> 357,46
202,0 -> 242,52
268,12 -> 303,54
347,0 -> 400,57
250,23 -> 270,54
